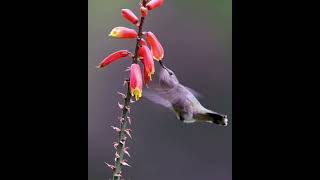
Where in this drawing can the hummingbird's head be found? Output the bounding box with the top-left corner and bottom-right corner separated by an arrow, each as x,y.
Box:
159,67 -> 179,89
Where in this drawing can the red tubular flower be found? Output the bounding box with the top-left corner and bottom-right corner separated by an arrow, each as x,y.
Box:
97,50 -> 129,68
137,39 -> 147,59
146,0 -> 164,10
130,64 -> 143,100
109,27 -> 137,38
139,38 -> 147,46
140,7 -> 148,17
146,31 -> 164,61
139,45 -> 155,85
143,66 -> 152,86
121,9 -> 139,25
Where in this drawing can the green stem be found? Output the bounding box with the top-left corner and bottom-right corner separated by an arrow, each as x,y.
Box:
112,83 -> 131,180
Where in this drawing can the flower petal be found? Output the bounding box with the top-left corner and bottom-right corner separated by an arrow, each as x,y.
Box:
97,50 -> 129,68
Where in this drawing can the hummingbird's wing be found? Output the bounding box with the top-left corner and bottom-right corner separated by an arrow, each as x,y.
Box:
183,86 -> 203,98
143,89 -> 172,108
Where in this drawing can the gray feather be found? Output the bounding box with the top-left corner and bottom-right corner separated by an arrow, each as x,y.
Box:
184,86 -> 202,98
143,89 -> 171,108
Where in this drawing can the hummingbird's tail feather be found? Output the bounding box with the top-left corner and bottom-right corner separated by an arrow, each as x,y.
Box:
194,111 -> 228,126
206,112 -> 228,126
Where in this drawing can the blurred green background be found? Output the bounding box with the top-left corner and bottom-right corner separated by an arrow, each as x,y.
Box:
89,0 -> 231,179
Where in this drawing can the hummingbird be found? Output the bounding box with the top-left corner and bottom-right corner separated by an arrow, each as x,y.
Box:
143,63 -> 228,126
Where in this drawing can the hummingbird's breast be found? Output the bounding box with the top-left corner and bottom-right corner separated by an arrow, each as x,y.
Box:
171,98 -> 194,122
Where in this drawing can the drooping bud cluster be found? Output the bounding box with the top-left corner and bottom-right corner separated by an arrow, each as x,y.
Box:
98,0 -> 166,179
98,0 -> 165,100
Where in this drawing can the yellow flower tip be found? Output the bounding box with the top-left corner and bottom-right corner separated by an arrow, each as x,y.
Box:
109,28 -> 119,37
153,54 -> 164,61
96,65 -> 102,68
131,88 -> 142,101
109,32 -> 117,37
134,94 -> 140,101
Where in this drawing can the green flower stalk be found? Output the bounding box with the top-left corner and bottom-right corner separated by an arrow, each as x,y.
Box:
97,0 -> 166,179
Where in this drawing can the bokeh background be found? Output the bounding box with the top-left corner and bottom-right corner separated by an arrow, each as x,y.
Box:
89,0 -> 232,179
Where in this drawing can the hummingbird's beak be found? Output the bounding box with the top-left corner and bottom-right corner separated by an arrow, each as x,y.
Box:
159,61 -> 173,75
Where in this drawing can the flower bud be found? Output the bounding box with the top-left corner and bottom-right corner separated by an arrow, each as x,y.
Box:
140,6 -> 148,17
97,50 -> 129,68
130,64 -> 143,100
139,38 -> 147,46
146,31 -> 164,61
121,9 -> 139,25
139,45 -> 155,85
146,0 -> 164,10
109,27 -> 137,39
